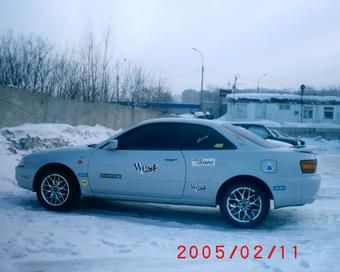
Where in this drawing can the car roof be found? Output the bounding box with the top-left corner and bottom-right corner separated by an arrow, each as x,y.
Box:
231,122 -> 266,127
139,117 -> 232,128
103,117 -> 280,150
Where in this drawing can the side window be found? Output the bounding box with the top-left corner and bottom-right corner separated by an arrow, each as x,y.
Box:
116,123 -> 181,150
324,107 -> 334,120
182,124 -> 236,150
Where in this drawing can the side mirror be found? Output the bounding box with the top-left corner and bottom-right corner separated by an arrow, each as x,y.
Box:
106,139 -> 118,150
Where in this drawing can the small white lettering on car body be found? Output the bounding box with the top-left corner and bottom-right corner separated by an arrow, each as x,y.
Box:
191,184 -> 206,191
192,158 -> 215,167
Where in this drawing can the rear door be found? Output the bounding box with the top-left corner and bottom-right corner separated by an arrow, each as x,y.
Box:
180,124 -> 237,197
88,123 -> 186,198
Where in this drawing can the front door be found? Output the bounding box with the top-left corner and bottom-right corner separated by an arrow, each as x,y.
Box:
88,123 -> 186,198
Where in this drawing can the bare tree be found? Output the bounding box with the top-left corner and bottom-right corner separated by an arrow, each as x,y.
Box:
0,29 -> 173,105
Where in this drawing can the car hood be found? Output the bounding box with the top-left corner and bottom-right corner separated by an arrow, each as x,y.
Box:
266,139 -> 293,148
25,145 -> 94,159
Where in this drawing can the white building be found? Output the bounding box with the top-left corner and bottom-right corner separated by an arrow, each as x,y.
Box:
223,93 -> 340,124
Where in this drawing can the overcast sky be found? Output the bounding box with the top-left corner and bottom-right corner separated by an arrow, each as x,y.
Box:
1,0 -> 340,94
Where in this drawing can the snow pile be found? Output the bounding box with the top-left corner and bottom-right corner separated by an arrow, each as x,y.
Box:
0,123 -> 117,194
0,123 -> 117,155
305,137 -> 340,154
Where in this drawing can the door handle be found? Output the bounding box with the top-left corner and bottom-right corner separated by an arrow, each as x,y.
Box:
164,158 -> 178,162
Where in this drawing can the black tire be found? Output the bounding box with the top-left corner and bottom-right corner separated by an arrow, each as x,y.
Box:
219,181 -> 270,228
36,168 -> 80,211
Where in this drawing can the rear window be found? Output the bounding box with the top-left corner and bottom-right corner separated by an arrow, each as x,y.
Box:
223,124 -> 280,148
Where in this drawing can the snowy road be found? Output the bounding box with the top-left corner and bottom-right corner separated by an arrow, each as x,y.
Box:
0,124 -> 339,272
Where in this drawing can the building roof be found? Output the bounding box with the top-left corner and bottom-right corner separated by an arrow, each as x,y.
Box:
118,101 -> 200,109
227,93 -> 340,104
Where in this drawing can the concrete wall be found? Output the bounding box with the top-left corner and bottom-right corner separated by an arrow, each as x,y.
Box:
0,87 -> 161,129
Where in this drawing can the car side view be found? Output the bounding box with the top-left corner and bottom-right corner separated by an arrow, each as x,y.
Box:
16,118 -> 320,228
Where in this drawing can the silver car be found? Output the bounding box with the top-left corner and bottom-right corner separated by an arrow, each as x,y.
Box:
16,118 -> 320,228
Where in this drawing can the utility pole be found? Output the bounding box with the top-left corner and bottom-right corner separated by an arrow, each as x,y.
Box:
116,58 -> 127,103
192,48 -> 204,111
300,84 -> 305,123
257,73 -> 267,93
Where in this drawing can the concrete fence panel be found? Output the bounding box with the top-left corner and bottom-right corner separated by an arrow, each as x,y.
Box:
0,87 -> 161,129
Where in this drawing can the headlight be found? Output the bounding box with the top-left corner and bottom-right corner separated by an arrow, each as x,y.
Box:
18,157 -> 29,167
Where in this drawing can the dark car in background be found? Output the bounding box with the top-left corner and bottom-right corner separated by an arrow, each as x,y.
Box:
232,123 -> 305,146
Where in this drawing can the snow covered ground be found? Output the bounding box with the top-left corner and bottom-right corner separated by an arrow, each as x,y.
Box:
0,124 -> 340,272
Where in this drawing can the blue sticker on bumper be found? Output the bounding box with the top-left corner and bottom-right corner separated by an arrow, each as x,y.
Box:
78,173 -> 88,177
273,185 -> 286,191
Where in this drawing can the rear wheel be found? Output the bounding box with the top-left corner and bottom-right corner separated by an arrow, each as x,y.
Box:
36,168 -> 80,211
219,181 -> 270,228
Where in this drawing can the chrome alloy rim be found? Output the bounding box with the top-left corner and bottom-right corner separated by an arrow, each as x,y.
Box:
226,187 -> 262,223
41,174 -> 70,206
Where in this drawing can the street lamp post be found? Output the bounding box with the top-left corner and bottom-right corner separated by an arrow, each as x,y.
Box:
232,73 -> 240,121
232,73 -> 240,103
257,73 -> 267,93
116,58 -> 127,103
192,48 -> 204,111
300,84 -> 305,124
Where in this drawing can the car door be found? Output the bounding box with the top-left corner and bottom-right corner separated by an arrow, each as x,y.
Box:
180,124 -> 237,198
88,123 -> 186,198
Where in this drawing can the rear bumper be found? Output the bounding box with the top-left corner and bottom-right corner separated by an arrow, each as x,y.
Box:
302,173 -> 321,204
272,173 -> 320,209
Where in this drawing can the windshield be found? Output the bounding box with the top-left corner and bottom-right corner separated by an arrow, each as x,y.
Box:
247,126 -> 271,139
272,129 -> 291,138
223,124 -> 280,148
87,143 -> 97,148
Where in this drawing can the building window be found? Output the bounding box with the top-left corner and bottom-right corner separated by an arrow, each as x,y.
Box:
324,107 -> 334,120
303,106 -> 313,119
279,104 -> 290,110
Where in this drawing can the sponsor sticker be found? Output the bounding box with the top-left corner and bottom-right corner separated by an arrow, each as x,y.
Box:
197,135 -> 209,144
134,163 -> 159,174
192,158 -> 215,167
261,160 -> 277,173
100,173 -> 122,179
273,185 -> 286,191
78,173 -> 88,177
81,179 -> 88,186
191,184 -> 206,192
213,143 -> 224,148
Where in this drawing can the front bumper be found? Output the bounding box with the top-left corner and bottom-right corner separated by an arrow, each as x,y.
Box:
15,166 -> 34,191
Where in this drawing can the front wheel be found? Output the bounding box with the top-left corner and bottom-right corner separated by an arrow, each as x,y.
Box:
36,169 -> 80,211
219,182 -> 270,228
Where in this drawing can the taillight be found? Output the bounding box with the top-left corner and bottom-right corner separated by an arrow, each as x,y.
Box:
300,159 -> 317,173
